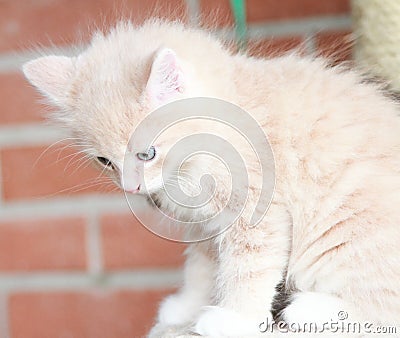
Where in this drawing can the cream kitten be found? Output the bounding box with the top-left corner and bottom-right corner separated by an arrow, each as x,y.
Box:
23,20 -> 400,337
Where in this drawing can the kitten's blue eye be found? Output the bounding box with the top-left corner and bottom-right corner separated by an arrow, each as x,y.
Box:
96,156 -> 114,169
137,146 -> 156,161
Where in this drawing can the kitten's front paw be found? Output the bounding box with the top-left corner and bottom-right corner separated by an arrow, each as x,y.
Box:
158,294 -> 199,327
193,306 -> 260,337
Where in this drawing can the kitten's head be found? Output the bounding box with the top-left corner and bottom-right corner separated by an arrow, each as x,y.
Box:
22,21 -> 232,202
23,23 -> 211,192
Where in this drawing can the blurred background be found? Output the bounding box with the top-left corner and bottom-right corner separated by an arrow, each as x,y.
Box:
0,0 -> 384,337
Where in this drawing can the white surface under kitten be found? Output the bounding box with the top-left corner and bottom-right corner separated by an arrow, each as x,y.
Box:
23,20 -> 400,337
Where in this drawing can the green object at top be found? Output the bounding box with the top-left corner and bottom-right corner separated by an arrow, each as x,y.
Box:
230,0 -> 247,50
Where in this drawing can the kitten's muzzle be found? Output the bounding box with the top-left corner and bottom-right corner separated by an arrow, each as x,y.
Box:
125,184 -> 141,194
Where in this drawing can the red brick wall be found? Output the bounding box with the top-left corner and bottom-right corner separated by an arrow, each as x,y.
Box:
0,1 -> 351,337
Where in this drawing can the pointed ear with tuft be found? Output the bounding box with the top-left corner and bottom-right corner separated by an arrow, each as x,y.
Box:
146,48 -> 185,106
22,55 -> 75,106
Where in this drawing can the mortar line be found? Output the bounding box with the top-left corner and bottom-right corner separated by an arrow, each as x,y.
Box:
85,212 -> 103,276
0,45 -> 83,74
0,194 -> 130,221
185,0 -> 200,27
304,33 -> 317,55
0,123 -> 65,148
246,15 -> 351,39
0,293 -> 10,338
0,270 -> 183,292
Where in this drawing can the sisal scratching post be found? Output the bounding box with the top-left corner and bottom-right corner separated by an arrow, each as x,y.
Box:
352,0 -> 400,91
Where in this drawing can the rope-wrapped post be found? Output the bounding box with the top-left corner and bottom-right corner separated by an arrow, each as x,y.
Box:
352,0 -> 400,91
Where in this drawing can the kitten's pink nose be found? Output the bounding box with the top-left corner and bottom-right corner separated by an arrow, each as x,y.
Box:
126,184 -> 141,194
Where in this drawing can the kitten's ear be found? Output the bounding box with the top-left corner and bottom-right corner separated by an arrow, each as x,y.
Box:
22,55 -> 74,105
146,48 -> 184,106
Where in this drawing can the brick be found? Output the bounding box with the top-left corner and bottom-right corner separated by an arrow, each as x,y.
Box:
101,213 -> 185,270
9,290 -> 171,338
0,217 -> 86,271
246,0 -> 350,22
0,73 -> 43,125
200,0 -> 350,27
316,30 -> 353,64
247,36 -> 304,58
0,0 -> 187,52
1,145 -> 117,201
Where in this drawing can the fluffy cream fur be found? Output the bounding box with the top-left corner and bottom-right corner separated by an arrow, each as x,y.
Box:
23,20 -> 400,337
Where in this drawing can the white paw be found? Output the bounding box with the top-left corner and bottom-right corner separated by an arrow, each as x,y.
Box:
158,294 -> 199,327
193,306 -> 259,337
283,292 -> 351,329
